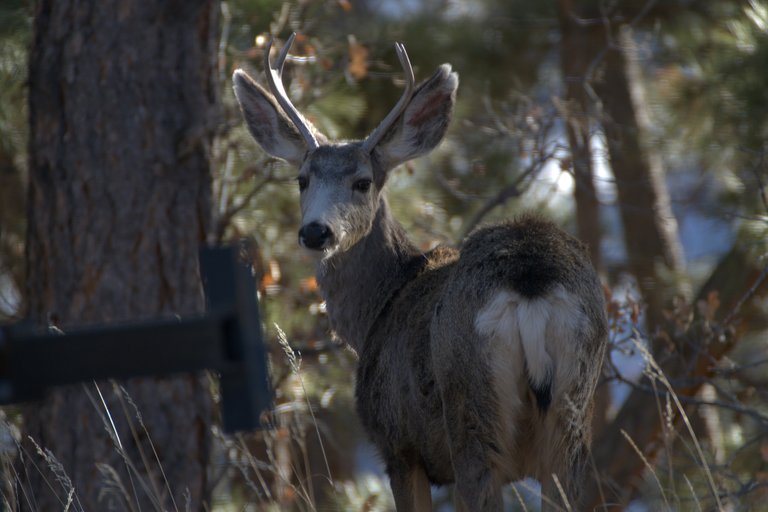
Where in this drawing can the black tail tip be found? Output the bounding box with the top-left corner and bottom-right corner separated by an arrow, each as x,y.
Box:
529,378 -> 552,413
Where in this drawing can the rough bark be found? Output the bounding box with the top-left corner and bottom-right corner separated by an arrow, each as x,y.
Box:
18,1 -> 219,510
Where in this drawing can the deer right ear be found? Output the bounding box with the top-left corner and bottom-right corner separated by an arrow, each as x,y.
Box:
233,69 -> 308,165
373,65 -> 458,169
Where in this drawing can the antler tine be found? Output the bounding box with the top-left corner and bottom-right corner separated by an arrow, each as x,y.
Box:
264,33 -> 319,150
362,42 -> 416,153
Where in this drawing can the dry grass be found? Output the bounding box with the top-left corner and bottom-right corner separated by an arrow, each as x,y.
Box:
2,314 -> 766,511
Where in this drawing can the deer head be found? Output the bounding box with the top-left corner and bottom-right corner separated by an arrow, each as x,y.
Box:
233,34 -> 458,257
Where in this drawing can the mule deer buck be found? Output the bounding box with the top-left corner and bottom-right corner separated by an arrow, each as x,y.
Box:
233,34 -> 608,511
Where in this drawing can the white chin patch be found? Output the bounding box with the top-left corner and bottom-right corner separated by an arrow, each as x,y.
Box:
322,230 -> 348,259
321,245 -> 339,260
335,230 -> 349,250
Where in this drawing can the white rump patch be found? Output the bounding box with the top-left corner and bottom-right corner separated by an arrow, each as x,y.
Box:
475,290 -> 520,342
474,286 -> 583,391
517,298 -> 554,387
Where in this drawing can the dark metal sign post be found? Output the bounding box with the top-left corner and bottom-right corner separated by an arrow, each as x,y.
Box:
0,246 -> 272,433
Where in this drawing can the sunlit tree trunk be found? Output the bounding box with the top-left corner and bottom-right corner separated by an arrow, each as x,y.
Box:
19,1 -> 219,510
563,7 -> 697,509
557,0 -> 614,447
594,25 -> 688,332
558,1 -> 602,270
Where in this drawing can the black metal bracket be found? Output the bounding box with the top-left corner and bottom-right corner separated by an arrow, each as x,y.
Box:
0,246 -> 272,433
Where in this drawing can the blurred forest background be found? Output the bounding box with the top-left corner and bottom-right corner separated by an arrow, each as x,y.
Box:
1,0 -> 767,510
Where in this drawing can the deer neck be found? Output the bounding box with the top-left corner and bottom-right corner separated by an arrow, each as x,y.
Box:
316,197 -> 420,354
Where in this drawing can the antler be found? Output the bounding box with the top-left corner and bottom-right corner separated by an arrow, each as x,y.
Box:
264,33 -> 319,150
361,42 -> 415,153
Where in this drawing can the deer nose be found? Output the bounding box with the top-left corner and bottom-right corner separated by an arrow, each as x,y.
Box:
299,222 -> 333,250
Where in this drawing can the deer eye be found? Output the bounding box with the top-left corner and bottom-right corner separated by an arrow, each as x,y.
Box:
353,179 -> 372,193
297,176 -> 308,192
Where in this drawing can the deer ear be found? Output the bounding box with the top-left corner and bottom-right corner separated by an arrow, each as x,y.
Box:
233,69 -> 317,165
374,64 -> 458,169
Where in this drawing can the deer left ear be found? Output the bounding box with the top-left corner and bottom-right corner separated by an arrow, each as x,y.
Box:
374,65 -> 458,169
233,69 -> 311,165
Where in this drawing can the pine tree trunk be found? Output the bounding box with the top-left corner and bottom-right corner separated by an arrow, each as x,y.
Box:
558,0 -> 602,270
556,3 -> 692,507
560,6 -> 709,508
19,1 -> 219,510
594,25 -> 688,332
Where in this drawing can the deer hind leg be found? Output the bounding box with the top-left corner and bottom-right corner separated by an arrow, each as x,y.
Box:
433,349 -> 504,511
441,387 -> 504,512
540,460 -> 583,511
388,462 -> 432,512
431,299 -> 521,511
539,423 -> 590,512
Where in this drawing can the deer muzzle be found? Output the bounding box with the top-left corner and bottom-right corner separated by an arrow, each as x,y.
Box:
299,222 -> 334,251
